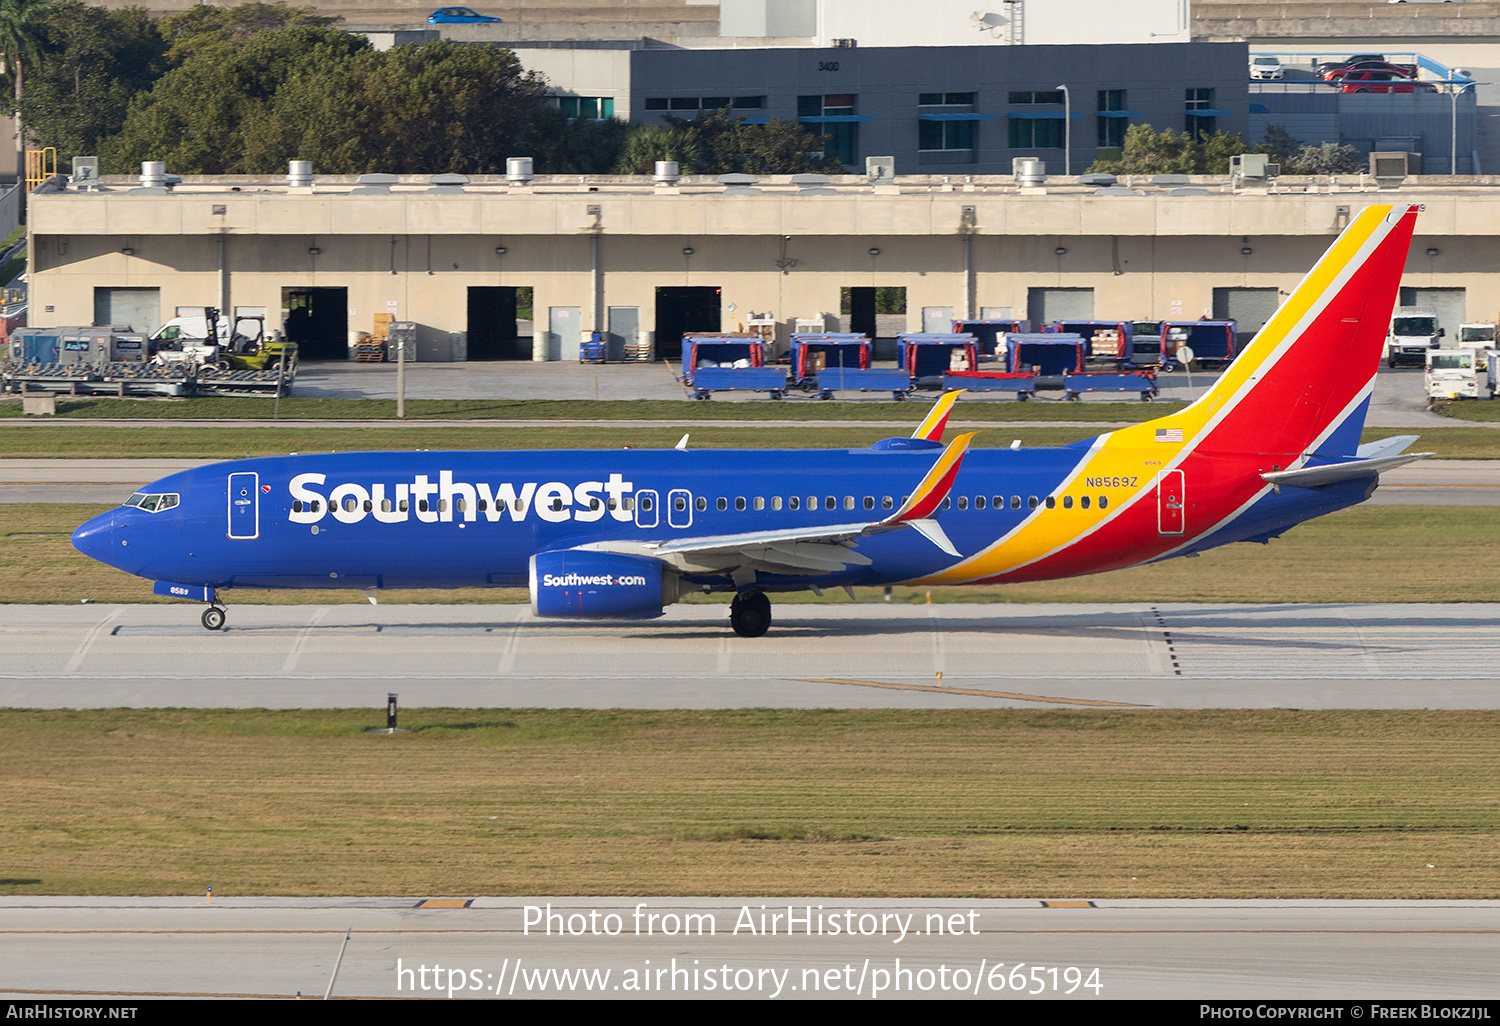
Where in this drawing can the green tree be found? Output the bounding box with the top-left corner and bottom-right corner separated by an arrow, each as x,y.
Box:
18,2 -> 166,160
524,104 -> 630,175
613,119 -> 702,175
269,41 -> 547,173
1287,141 -> 1364,176
101,26 -> 368,173
614,109 -> 840,176
1199,129 -> 1247,174
1086,124 -> 1199,175
1257,123 -> 1303,166
157,2 -> 337,66
0,0 -> 55,178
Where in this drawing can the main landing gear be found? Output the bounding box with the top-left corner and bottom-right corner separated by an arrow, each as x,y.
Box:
729,590 -> 772,638
201,605 -> 226,631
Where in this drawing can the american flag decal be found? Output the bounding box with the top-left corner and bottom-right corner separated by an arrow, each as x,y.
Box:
1155,428 -> 1183,443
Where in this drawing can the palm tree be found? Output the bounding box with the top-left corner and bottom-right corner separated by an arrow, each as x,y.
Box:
0,0 -> 54,183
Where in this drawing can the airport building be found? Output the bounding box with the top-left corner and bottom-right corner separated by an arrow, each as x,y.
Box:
27,169 -> 1500,363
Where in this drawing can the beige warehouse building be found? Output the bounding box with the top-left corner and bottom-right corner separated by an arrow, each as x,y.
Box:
27,170 -> 1500,362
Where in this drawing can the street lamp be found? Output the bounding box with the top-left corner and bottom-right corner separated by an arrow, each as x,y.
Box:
1057,83 -> 1071,176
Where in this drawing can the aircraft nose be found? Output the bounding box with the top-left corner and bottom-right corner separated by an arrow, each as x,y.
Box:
71,511 -> 117,566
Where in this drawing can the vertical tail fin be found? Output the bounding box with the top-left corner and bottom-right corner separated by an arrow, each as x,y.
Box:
1170,203 -> 1419,459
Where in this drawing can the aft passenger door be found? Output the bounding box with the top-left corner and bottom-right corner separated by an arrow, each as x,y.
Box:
228,472 -> 259,539
1157,469 -> 1184,536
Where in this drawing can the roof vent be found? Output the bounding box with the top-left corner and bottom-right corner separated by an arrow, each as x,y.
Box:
140,161 -> 166,188
428,173 -> 468,194
791,173 -> 835,195
352,173 -> 397,195
287,160 -> 313,188
718,173 -> 760,195
654,161 -> 680,186
506,157 -> 535,186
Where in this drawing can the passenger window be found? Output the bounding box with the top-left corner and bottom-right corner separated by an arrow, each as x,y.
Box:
674,497 -> 686,511
1045,496 -> 1056,509
456,498 -> 466,513
293,500 -> 303,513
381,499 -> 392,513
1011,496 -> 1021,509
825,496 -> 836,511
789,496 -> 800,511
843,496 -> 854,510
1080,496 -> 1090,509
1028,496 -> 1038,509
588,498 -> 600,511
975,496 -> 986,510
736,497 -> 747,511
808,495 -> 817,509
754,497 -> 764,511
513,499 -> 523,512
956,496 -> 968,511
550,499 -> 563,512
696,496 -> 707,512
398,500 -> 407,512
363,499 -> 373,513
477,499 -> 487,512
864,496 -> 874,510
717,497 -> 728,511
624,496 -> 635,511
1099,495 -> 1108,509
942,498 -> 951,510
439,499 -> 448,513
882,496 -> 893,510
419,499 -> 429,513
1063,496 -> 1073,509
606,498 -> 616,510
641,496 -> 653,512
771,496 -> 782,510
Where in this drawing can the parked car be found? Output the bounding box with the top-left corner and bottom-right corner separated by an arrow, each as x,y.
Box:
1321,60 -> 1420,81
1335,70 -> 1437,94
427,7 -> 501,23
1249,56 -> 1284,80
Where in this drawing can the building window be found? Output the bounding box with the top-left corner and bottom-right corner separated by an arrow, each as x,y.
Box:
920,92 -> 976,105
920,118 -> 976,152
1186,88 -> 1215,139
1008,117 -> 1063,149
799,93 -> 859,165
645,96 -> 765,114
555,96 -> 614,119
1009,90 -> 1064,105
1097,89 -> 1127,148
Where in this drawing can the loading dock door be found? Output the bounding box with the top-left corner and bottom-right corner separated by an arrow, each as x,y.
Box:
1400,287 -> 1466,336
655,286 -> 721,359
93,288 -> 160,334
1028,288 -> 1094,326
467,286 -> 526,360
282,287 -> 349,360
1212,288 -> 1279,348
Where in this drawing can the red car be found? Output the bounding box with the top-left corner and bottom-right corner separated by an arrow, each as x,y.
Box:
1332,70 -> 1437,93
1320,58 -> 1418,79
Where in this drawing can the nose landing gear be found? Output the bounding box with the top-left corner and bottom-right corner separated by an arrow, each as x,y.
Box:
729,590 -> 772,638
201,605 -> 226,631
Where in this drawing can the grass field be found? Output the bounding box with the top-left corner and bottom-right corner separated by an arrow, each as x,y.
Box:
2,708 -> 1494,897
1,424 -> 1498,459
11,503 -> 1500,606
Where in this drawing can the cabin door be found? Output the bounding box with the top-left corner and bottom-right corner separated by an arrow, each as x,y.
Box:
228,472 -> 260,540
1157,469 -> 1185,536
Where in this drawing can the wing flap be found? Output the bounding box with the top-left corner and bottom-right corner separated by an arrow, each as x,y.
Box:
1262,452 -> 1432,489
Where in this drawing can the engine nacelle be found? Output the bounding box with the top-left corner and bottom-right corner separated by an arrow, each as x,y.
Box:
530,550 -> 680,620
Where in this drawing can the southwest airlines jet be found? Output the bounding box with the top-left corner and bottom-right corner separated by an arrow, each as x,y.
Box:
73,204 -> 1428,637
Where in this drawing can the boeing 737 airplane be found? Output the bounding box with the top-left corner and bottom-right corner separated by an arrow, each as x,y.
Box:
73,203 -> 1428,637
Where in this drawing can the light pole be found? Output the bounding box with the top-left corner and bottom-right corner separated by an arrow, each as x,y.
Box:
1057,83 -> 1071,176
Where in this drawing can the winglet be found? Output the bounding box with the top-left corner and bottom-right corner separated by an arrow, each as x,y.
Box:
882,431 -> 977,524
911,390 -> 963,442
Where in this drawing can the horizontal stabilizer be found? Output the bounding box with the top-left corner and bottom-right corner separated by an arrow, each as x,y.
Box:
1261,452 -> 1431,489
1355,434 -> 1420,460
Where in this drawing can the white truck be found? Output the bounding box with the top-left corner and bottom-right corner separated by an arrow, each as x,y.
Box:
149,306 -> 268,369
1385,307 -> 1443,367
1455,322 -> 1498,371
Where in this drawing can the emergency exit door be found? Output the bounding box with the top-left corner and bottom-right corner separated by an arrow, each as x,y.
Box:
1157,469 -> 1184,536
228,472 -> 259,539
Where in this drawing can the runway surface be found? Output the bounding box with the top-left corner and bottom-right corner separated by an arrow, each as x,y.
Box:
1,896 -> 1495,1000
3,603 -> 1498,709
4,457 -> 1499,505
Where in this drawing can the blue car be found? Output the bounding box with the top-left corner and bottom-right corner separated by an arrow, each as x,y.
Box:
427,7 -> 501,23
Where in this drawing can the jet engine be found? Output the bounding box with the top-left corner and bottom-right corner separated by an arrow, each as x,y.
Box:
529,550 -> 680,620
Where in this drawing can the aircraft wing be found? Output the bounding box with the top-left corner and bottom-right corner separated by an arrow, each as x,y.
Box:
572,432 -> 977,576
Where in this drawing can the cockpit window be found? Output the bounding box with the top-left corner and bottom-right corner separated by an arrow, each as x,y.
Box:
122,492 -> 179,512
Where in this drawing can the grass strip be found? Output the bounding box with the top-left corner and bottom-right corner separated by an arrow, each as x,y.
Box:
0,424 -> 1498,459
13,503 -> 1500,606
1,708 -> 1495,898
0,395 -> 1172,423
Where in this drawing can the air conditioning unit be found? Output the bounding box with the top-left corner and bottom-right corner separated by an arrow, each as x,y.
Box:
1370,151 -> 1420,188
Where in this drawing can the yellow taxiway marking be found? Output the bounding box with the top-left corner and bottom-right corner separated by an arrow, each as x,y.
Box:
416,899 -> 473,909
1041,900 -> 1098,909
796,678 -> 1146,708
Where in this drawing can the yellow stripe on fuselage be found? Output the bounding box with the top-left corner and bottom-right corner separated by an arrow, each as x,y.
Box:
914,205 -> 1397,585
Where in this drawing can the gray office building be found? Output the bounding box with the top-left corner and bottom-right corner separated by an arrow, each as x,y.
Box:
521,41 -> 1252,175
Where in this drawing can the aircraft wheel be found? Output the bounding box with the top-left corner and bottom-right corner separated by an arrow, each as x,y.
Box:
729,591 -> 771,638
202,606 -> 226,631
